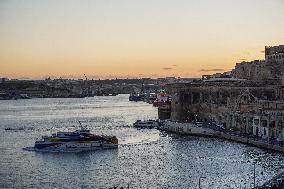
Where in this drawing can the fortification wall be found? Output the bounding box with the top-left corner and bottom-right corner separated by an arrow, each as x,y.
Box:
232,59 -> 284,81
167,82 -> 279,125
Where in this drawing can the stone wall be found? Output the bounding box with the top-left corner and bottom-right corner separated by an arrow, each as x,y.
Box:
166,81 -> 281,129
232,58 -> 284,82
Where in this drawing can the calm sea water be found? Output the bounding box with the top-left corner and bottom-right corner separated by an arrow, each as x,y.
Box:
0,94 -> 284,189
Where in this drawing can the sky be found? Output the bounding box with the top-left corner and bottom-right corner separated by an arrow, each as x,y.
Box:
0,0 -> 284,79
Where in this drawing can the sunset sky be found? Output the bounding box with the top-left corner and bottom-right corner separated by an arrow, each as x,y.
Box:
1,0 -> 284,79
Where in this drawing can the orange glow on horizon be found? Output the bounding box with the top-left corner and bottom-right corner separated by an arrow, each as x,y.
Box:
0,0 -> 283,79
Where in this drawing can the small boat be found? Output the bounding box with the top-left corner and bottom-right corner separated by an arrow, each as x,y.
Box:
133,120 -> 159,129
129,93 -> 144,101
24,122 -> 118,152
152,93 -> 171,107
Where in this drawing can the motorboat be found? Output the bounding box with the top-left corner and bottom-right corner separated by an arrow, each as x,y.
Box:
133,120 -> 159,129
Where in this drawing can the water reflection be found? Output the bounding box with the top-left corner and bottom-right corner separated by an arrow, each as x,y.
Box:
0,95 -> 284,188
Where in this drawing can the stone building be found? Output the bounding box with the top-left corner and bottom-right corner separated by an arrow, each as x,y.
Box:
232,45 -> 284,81
265,45 -> 284,62
166,45 -> 284,139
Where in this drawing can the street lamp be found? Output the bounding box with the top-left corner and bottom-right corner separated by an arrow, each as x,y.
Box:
248,160 -> 257,188
253,163 -> 256,188
198,176 -> 206,189
252,162 -> 262,188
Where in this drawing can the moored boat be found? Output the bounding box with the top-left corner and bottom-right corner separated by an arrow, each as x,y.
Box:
152,92 -> 171,107
129,93 -> 144,101
133,120 -> 159,129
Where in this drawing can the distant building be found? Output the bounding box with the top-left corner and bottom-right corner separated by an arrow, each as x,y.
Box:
232,45 -> 284,82
265,45 -> 284,62
0,78 -> 9,83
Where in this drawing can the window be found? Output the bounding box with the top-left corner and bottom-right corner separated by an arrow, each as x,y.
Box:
254,119 -> 259,125
264,128 -> 266,136
261,120 -> 268,127
278,122 -> 282,127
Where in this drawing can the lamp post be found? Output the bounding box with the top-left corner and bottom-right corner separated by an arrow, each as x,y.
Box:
198,176 -> 206,189
253,163 -> 256,188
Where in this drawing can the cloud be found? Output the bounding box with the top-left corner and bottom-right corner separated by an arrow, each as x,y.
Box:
238,58 -> 248,61
199,69 -> 225,72
172,64 -> 178,67
260,50 -> 265,53
162,67 -> 173,71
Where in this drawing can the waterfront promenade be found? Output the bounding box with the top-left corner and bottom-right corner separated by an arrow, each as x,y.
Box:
256,171 -> 284,189
159,121 -> 284,154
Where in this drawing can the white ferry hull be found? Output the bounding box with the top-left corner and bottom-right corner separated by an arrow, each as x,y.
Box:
24,142 -> 118,152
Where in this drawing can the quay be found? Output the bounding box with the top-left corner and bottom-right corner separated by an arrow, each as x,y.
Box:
256,170 -> 284,189
158,121 -> 284,154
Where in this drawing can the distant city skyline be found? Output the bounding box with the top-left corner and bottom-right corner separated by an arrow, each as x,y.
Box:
1,0 -> 284,79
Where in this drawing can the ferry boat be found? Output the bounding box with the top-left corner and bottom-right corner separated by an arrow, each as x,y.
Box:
24,123 -> 118,152
133,120 -> 159,129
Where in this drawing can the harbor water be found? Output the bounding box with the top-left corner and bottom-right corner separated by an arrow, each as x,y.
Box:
1,94 -> 284,189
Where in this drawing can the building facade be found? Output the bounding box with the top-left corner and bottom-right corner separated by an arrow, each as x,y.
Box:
166,45 -> 284,140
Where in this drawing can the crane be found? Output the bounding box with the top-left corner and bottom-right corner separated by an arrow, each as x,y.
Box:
83,74 -> 88,81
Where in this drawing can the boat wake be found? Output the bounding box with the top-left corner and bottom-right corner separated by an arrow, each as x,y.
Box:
119,131 -> 160,145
